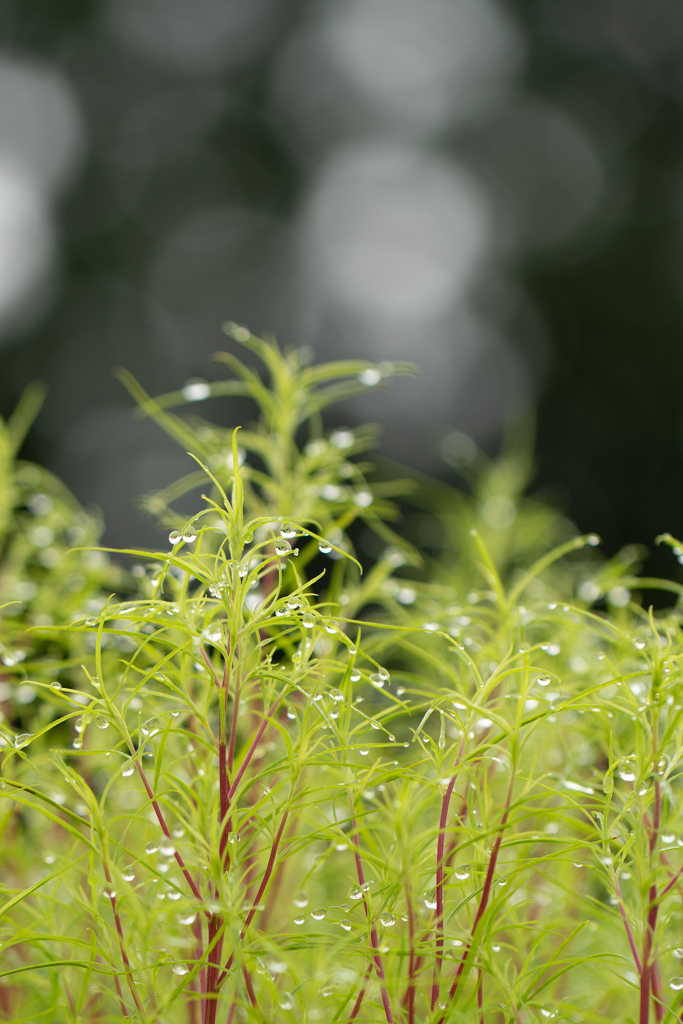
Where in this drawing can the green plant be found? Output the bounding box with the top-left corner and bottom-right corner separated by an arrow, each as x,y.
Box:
2,326 -> 683,1024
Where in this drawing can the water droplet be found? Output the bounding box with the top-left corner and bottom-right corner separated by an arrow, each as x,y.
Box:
671,977 -> 683,991
293,914 -> 305,925
169,531 -> 182,545
90,677 -> 101,689
633,637 -> 646,650
340,919 -> 352,931
280,524 -> 298,539
14,733 -> 33,748
95,716 -> 109,730
359,368 -> 381,386
122,761 -> 135,777
182,532 -> 197,544
122,866 -> 135,881
369,673 -> 385,688
536,674 -> 551,687
350,670 -> 361,682
331,429 -> 354,449
178,912 -> 197,926
318,540 -> 332,554
50,681 -> 62,690
145,842 -> 158,855
329,688 -> 344,702
674,948 -> 683,959
1,650 -> 26,667
354,491 -> 373,508
172,963 -> 189,976
302,612 -> 315,628
655,756 -> 668,776
293,890 -> 308,908
103,886 -> 117,899
618,759 -> 637,782
310,908 -> 326,921
349,887 -> 363,901
359,748 -> 369,756
182,379 -> 210,401
663,834 -> 676,845
227,832 -> 240,845
454,865 -> 470,881
159,842 -> 176,857
278,993 -> 294,1010
586,534 -> 601,546
287,597 -> 301,611
274,539 -> 292,556
424,891 -> 437,910
379,912 -> 395,927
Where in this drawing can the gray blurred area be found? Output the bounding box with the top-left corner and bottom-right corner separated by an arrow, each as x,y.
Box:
1,0 -> 683,558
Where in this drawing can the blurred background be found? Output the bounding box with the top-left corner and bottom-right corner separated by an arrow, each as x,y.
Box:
1,0 -> 683,564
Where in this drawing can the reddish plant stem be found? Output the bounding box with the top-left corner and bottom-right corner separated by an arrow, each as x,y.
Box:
135,759 -> 205,906
615,877 -> 642,972
218,660 -> 231,873
350,808 -> 394,1024
431,746 -> 466,1011
227,697 -> 283,804
437,775 -> 514,1024
216,809 -> 290,988
204,918 -> 226,1024
103,862 -> 144,1018
347,962 -> 373,1022
227,672 -> 240,776
640,778 -> 662,1024
405,880 -> 417,1024
242,964 -> 257,1007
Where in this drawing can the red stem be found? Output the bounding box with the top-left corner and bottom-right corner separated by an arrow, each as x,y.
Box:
347,962 -> 373,1022
103,862 -> 144,1017
216,809 -> 290,988
227,697 -> 282,804
135,759 -> 205,906
437,775 -> 514,1024
350,807 -> 394,1024
640,778 -> 662,1024
431,745 -> 466,1011
405,880 -> 417,1024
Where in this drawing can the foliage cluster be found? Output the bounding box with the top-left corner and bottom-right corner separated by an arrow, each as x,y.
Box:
2,327 -> 683,1024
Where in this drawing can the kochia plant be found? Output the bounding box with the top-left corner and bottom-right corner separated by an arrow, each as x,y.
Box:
2,326 -> 683,1024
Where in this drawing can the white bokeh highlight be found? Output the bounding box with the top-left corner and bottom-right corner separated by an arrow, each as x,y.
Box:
0,57 -> 84,339
107,0 -> 281,75
303,144 -> 491,321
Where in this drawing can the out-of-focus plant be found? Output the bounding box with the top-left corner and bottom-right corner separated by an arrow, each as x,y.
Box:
2,327 -> 683,1024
